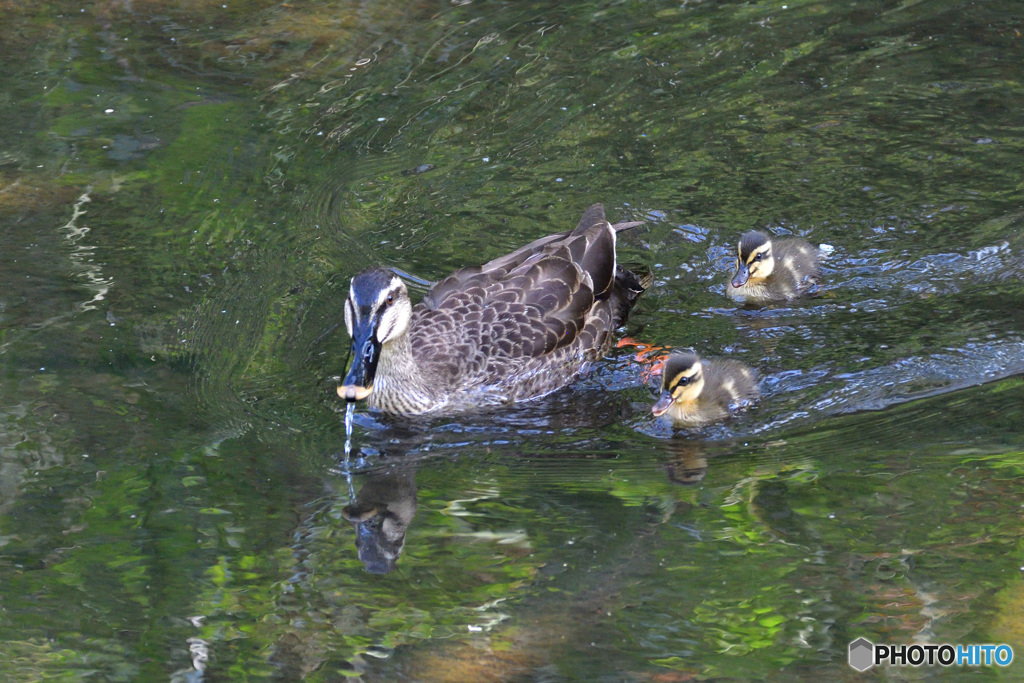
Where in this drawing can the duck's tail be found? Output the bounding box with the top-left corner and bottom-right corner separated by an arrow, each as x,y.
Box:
611,219 -> 646,233
610,263 -> 650,328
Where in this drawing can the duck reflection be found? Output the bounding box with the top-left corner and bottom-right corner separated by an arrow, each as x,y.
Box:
343,466 -> 418,575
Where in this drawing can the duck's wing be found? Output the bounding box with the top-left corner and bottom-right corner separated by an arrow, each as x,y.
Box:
485,204 -> 642,297
417,204 -> 633,359
424,204 -> 640,308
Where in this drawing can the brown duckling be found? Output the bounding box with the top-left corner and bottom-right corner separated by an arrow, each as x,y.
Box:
652,352 -> 759,426
726,230 -> 821,303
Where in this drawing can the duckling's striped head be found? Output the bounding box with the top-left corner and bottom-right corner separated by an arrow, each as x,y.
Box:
339,268 -> 412,402
731,230 -> 775,288
652,352 -> 706,416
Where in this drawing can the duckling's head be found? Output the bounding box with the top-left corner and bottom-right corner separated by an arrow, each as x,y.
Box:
731,231 -> 774,289
338,268 -> 413,402
652,352 -> 706,417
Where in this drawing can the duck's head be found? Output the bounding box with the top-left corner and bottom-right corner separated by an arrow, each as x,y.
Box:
731,231 -> 774,288
652,352 -> 705,416
337,268 -> 412,402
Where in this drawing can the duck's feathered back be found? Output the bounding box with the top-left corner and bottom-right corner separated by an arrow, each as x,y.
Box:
385,203 -> 645,410
423,204 -> 632,309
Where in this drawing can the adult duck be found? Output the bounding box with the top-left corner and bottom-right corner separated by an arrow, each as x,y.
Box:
338,204 -> 647,415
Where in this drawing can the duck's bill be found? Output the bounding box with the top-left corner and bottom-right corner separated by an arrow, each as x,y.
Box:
338,384 -> 373,402
730,262 -> 750,289
340,322 -> 381,402
651,391 -> 674,416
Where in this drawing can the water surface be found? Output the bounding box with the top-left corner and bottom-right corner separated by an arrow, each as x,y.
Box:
2,0 -> 1024,679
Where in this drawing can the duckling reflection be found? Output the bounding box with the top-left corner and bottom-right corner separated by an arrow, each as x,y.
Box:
726,230 -> 821,303
343,468 -> 418,575
652,351 -> 759,427
664,441 -> 709,485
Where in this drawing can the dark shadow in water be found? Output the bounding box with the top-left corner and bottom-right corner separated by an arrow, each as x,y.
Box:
663,440 -> 710,486
342,465 -> 418,575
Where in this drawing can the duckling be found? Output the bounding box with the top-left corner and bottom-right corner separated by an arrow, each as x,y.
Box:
726,230 -> 821,303
337,204 -> 648,416
652,352 -> 758,426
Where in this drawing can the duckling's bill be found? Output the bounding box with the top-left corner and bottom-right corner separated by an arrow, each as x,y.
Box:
730,261 -> 751,289
651,390 -> 675,416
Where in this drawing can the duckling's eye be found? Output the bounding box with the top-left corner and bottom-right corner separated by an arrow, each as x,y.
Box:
753,253 -> 763,262
676,377 -> 690,386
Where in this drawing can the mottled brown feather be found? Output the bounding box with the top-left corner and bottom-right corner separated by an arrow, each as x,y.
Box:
362,204 -> 645,414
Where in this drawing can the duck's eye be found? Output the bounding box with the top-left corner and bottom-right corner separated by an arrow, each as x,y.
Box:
386,293 -> 395,305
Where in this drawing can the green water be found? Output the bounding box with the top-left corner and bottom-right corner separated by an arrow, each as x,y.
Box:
2,0 -> 1024,679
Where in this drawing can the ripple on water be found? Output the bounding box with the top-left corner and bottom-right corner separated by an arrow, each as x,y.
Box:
751,337 -> 1024,435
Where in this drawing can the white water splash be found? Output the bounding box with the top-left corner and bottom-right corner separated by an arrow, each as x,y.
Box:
343,402 -> 357,500
60,188 -> 113,312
